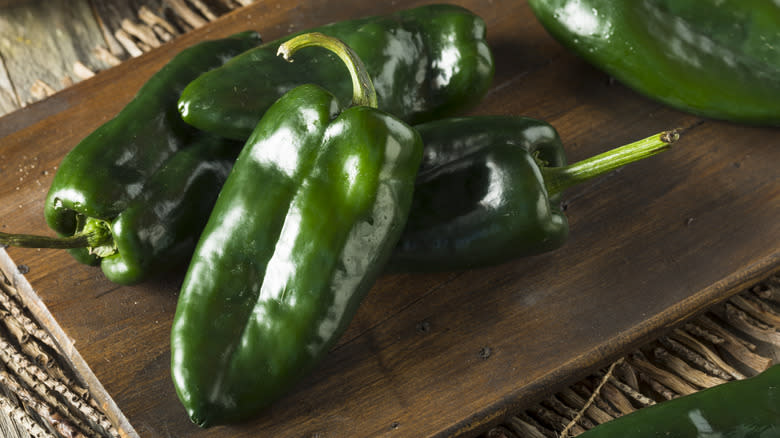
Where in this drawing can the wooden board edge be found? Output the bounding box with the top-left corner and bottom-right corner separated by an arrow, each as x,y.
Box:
0,247 -> 139,438
440,251 -> 780,438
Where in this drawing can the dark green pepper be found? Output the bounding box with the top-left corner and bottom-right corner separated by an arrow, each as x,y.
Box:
578,364 -> 780,437
0,32 -> 261,284
178,4 -> 494,140
527,0 -> 780,126
390,116 -> 678,271
95,136 -> 240,284
171,33 -> 423,426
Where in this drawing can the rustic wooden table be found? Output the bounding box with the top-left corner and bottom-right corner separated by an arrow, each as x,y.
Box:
0,1 -> 778,437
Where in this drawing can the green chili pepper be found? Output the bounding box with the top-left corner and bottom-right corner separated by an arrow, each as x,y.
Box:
170,32 -> 423,427
579,364 -> 780,437
390,116 -> 678,271
0,32 -> 261,284
178,4 -> 494,140
527,0 -> 780,126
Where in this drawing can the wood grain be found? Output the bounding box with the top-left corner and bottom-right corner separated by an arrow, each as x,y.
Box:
0,0 -> 238,117
0,1 -> 778,437
0,0 -> 110,108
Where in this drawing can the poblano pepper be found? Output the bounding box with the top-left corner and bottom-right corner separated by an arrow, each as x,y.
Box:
171,33 -> 423,427
0,32 -> 261,284
178,4 -> 494,140
578,364 -> 780,437
527,0 -> 780,126
390,116 -> 678,271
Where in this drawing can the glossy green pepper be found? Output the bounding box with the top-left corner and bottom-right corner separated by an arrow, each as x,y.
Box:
0,32 -> 261,284
171,33 -> 423,427
390,116 -> 678,271
94,136 -> 240,284
578,364 -> 780,437
178,4 -> 494,140
527,0 -> 780,126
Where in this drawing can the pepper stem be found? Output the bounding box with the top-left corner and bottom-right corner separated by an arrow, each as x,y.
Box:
277,32 -> 378,109
0,217 -> 116,256
542,130 -> 680,198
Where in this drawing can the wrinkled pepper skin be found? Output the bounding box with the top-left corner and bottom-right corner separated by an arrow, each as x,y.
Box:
390,116 -> 569,271
43,31 -> 261,284
171,84 -> 423,426
178,4 -> 494,140
528,0 -> 780,126
579,364 -> 780,437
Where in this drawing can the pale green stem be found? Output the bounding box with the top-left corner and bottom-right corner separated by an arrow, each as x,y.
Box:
277,32 -> 378,109
542,130 -> 680,198
0,217 -> 113,253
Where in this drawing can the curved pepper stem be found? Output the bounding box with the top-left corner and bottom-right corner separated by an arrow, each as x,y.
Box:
277,32 -> 379,109
542,130 -> 680,198
0,218 -> 116,256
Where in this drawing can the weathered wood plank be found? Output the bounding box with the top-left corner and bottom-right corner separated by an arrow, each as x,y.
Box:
0,53 -> 20,114
0,0 -> 252,118
0,0 -> 109,112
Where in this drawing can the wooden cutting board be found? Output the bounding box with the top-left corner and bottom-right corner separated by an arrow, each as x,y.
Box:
0,1 -> 778,437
